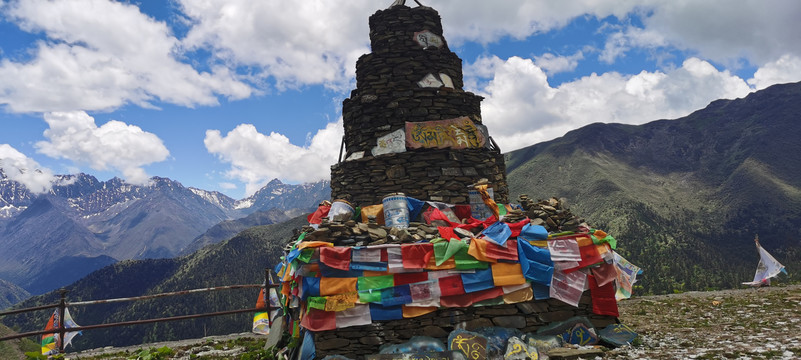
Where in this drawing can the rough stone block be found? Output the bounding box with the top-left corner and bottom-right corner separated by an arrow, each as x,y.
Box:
538,310 -> 575,323
516,301 -> 550,314
464,318 -> 494,330
492,315 -> 527,328
316,338 -> 351,350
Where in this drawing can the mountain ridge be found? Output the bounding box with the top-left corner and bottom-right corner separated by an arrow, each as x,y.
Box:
506,81 -> 801,293
0,172 -> 330,295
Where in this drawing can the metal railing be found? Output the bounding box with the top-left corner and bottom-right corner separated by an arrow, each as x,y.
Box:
0,269 -> 278,354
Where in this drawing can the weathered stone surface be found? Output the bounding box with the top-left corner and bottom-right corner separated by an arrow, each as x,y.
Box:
331,149 -> 508,206
421,325 -> 450,338
464,318 -> 494,330
491,315 -> 527,328
516,301 -> 549,314
475,307 -> 519,316
538,310 -> 576,323
316,338 -> 351,350
359,336 -> 384,345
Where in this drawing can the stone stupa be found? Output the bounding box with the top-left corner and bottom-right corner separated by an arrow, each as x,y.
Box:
330,2 -> 508,207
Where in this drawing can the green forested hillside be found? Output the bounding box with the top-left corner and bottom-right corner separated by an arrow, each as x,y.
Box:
1,215 -> 307,351
506,81 -> 801,294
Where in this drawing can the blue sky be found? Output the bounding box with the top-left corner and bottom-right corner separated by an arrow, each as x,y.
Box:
1,0 -> 800,199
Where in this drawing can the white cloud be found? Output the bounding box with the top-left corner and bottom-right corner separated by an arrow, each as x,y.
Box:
219,182 -> 237,190
598,1 -> 801,67
467,56 -> 753,152
599,26 -> 669,64
35,111 -> 169,185
0,144 -> 56,193
748,55 -> 801,90
178,0 -> 372,91
0,0 -> 251,113
534,51 -> 585,75
434,0 -> 643,45
204,119 -> 343,195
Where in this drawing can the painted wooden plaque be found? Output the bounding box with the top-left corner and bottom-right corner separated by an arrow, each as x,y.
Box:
405,117 -> 486,150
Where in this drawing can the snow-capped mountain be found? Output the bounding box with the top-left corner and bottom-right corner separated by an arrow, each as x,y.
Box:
0,171 -> 330,295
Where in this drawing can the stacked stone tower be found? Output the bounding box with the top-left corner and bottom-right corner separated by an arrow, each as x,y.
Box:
330,3 -> 508,206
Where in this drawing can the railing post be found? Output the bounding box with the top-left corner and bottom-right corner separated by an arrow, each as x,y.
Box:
264,268 -> 272,327
57,289 -> 68,354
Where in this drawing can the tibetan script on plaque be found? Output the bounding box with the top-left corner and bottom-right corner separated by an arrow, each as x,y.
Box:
414,30 -> 444,49
405,117 -> 486,150
372,128 -> 407,156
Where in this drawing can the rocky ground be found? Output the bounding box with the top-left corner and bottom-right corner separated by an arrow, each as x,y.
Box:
609,283 -> 801,359
5,284 -> 799,359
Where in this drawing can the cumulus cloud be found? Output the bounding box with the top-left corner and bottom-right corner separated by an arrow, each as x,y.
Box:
0,0 -> 251,113
466,56 -> 753,151
598,0 -> 801,67
534,51 -> 585,75
178,0 -> 372,91
219,182 -> 237,190
204,119 -> 343,195
434,0 -> 642,45
35,111 -> 169,185
0,144 -> 56,193
748,55 -> 801,90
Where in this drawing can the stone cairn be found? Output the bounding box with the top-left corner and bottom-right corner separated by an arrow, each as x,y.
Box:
281,3 -> 621,359
330,3 -> 508,206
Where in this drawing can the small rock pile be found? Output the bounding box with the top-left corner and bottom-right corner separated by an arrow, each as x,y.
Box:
518,196 -> 585,233
295,197 -> 586,248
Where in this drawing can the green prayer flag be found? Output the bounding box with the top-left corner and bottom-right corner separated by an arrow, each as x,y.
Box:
308,296 -> 327,310
497,204 -> 508,216
293,232 -> 307,247
433,241 -> 449,266
590,233 -> 617,249
358,275 -> 394,290
454,248 -> 488,270
604,234 -> 617,249
444,238 -> 468,260
297,249 -> 314,263
358,289 -> 382,303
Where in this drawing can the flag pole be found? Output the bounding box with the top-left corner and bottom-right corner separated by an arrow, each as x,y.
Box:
57,289 -> 68,354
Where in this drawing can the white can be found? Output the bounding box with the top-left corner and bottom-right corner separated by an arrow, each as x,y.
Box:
383,193 -> 409,229
328,200 -> 354,222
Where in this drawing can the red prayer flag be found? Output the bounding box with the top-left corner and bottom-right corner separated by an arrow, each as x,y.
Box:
438,275 -> 465,297
300,307 -> 337,332
591,262 -> 617,287
452,205 -> 473,221
507,218 -> 531,237
440,287 -> 504,307
438,226 -> 458,240
589,275 -> 619,317
484,239 -> 518,261
320,247 -> 352,271
394,272 -> 430,286
401,243 -> 434,269
307,204 -> 331,225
